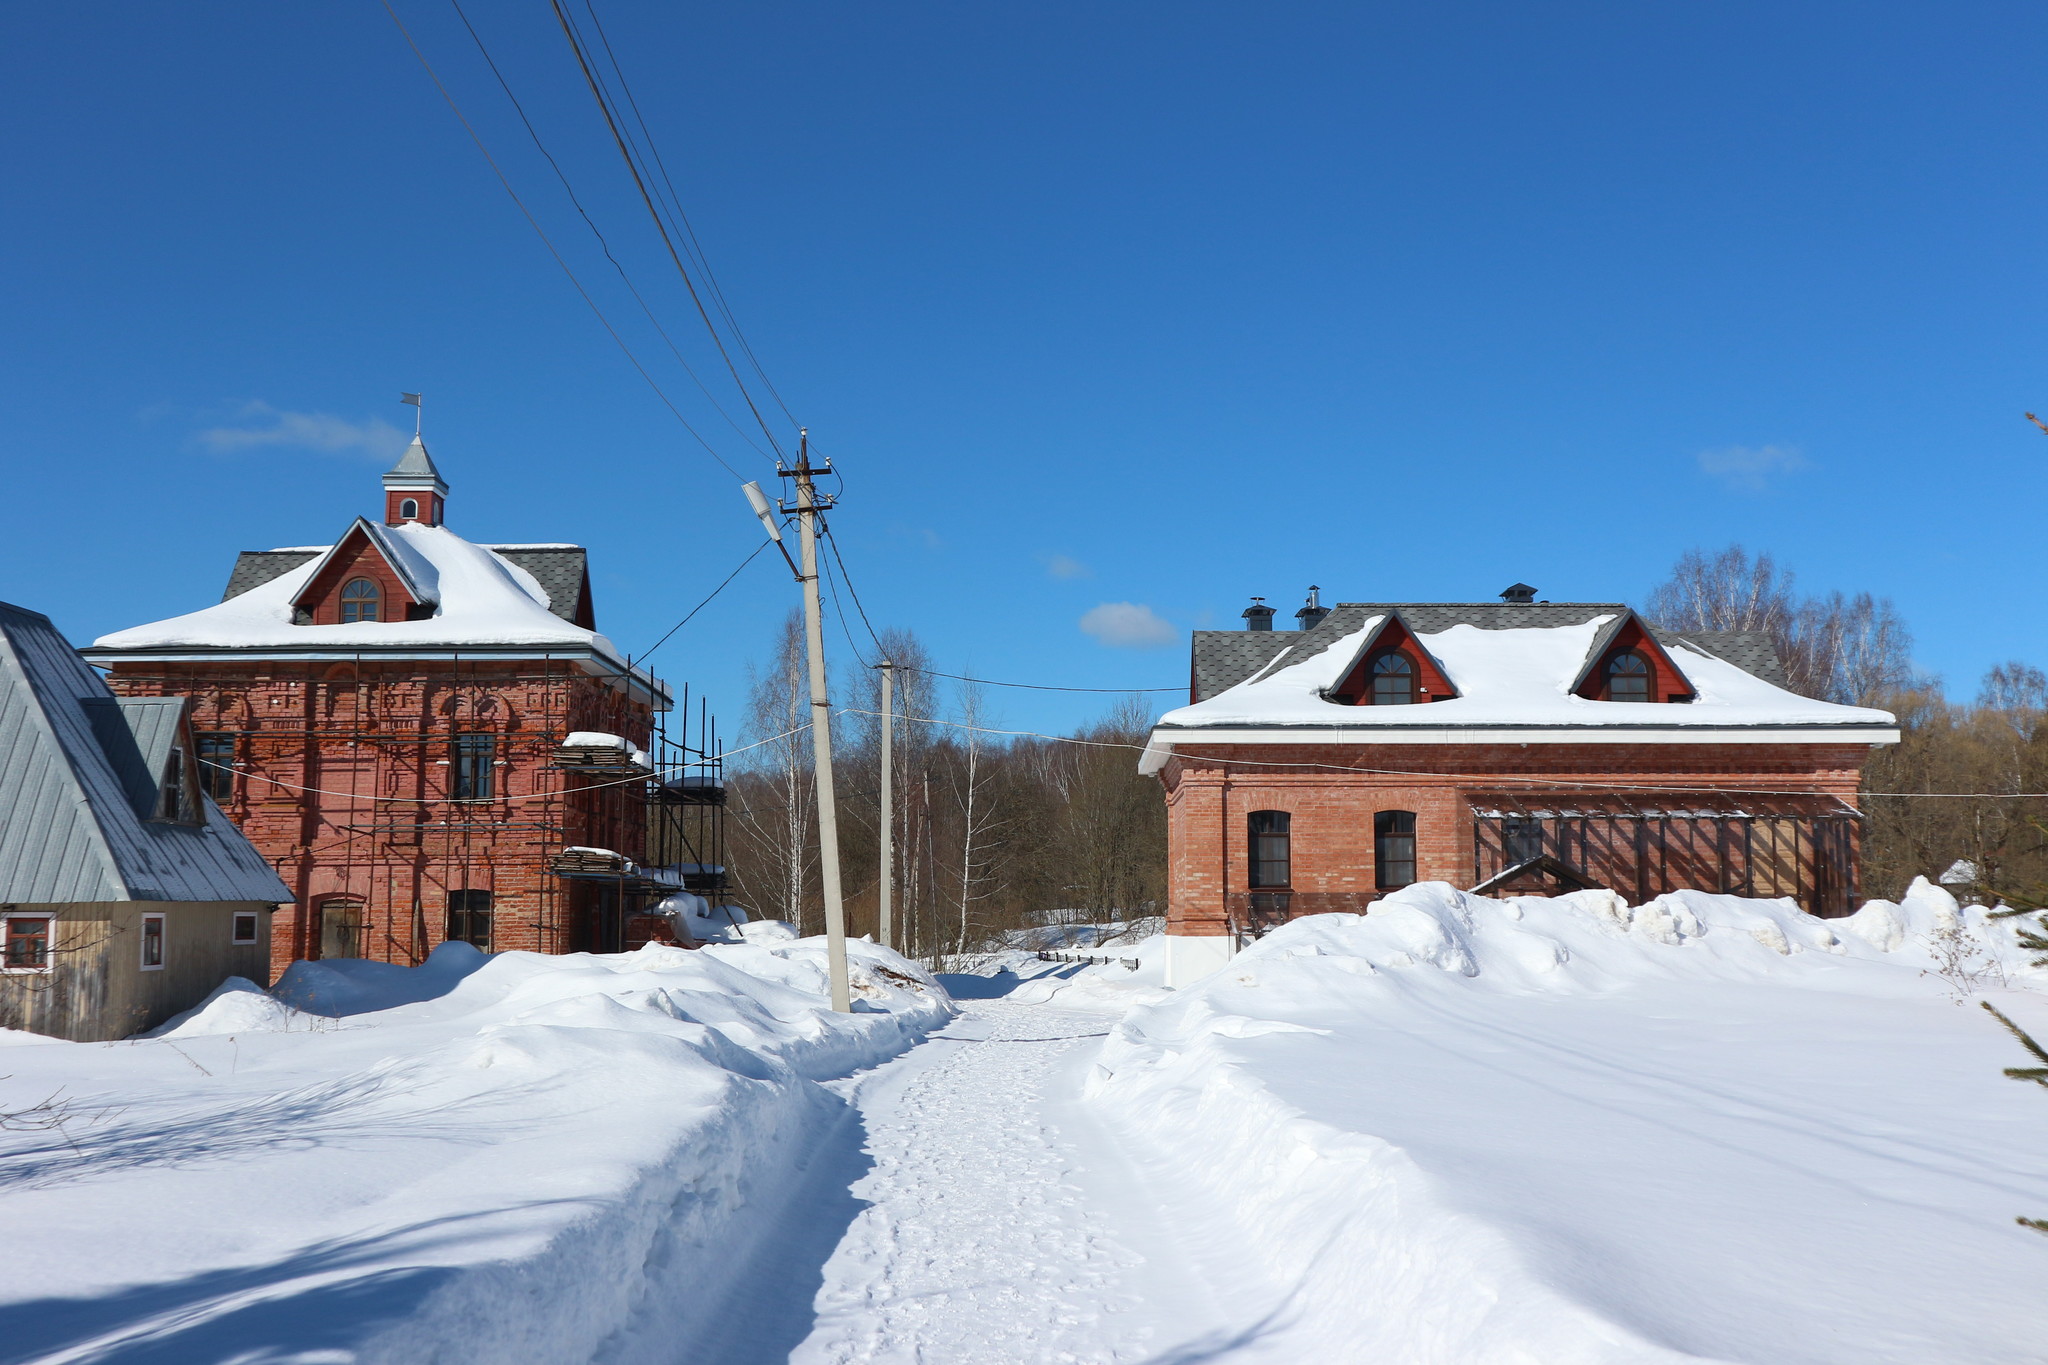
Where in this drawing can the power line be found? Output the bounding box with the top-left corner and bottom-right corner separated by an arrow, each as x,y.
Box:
575,0 -> 801,430
819,520 -> 887,657
548,0 -> 790,457
639,536 -> 776,660
817,534 -> 879,671
448,0 -> 773,462
819,519 -> 1181,692
379,0 -> 745,478
903,668 -> 1181,695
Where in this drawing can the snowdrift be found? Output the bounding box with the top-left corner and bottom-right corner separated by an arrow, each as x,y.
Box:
1090,881 -> 2048,1365
0,937 -> 951,1365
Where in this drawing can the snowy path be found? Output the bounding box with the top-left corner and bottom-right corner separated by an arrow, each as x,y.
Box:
678,996 -> 1268,1365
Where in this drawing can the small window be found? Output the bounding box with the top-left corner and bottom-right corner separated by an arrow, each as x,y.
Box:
1607,651 -> 1652,703
1248,810 -> 1291,888
399,498 -> 419,520
340,578 -> 381,624
453,734 -> 496,801
1369,652 -> 1415,705
447,890 -> 492,949
1503,817 -> 1544,865
196,732 -> 236,803
3,916 -> 52,971
154,747 -> 195,821
1374,810 -> 1417,889
232,911 -> 259,945
318,898 -> 364,960
140,913 -> 165,970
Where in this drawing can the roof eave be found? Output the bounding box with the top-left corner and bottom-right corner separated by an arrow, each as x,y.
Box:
1146,721 -> 1902,744
81,642 -> 673,709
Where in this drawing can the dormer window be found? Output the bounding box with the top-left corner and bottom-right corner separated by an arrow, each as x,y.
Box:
154,745 -> 197,822
1606,651 -> 1651,703
1369,652 -> 1415,705
340,578 -> 381,623
399,498 -> 419,521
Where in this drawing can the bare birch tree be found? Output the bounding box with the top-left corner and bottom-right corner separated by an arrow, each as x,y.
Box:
729,610 -> 815,931
1645,544 -> 1916,704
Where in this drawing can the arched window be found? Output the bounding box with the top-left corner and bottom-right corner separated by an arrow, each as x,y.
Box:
1606,651 -> 1651,703
1369,652 -> 1415,705
1248,810 -> 1291,888
1374,810 -> 1416,889
399,498 -> 419,520
339,578 -> 381,623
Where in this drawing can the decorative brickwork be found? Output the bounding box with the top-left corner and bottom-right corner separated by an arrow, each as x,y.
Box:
105,659 -> 652,982
295,528 -> 424,625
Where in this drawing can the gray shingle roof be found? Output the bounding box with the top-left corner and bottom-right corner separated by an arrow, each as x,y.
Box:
1189,632 -> 1296,703
1189,603 -> 1790,701
219,542 -> 591,625
1658,628 -> 1790,689
0,601 -> 292,904
222,550 -> 321,602
490,547 -> 590,625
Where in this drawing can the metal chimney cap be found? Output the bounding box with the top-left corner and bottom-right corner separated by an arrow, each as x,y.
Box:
1500,583 -> 1539,604
1242,597 -> 1278,630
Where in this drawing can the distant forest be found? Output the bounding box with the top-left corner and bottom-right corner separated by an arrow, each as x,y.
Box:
723,550 -> 2048,962
724,614 -> 1163,963
1645,546 -> 2048,908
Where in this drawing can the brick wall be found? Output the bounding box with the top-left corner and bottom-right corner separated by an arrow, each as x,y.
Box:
1158,741 -> 1875,936
299,532 -> 422,624
107,659 -> 653,981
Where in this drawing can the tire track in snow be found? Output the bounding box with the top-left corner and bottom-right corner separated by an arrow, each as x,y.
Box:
789,1002 -> 1163,1365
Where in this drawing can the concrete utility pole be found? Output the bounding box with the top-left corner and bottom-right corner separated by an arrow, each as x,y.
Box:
789,433 -> 852,1012
877,658 -> 895,952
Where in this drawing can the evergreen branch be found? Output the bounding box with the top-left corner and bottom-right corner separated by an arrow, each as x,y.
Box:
1982,1000 -> 2048,1068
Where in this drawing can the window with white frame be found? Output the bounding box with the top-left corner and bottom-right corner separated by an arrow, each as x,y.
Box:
232,911 -> 259,945
3,915 -> 52,972
140,913 -> 165,970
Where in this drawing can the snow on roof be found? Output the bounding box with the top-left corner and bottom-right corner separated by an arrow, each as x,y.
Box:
91,523 -> 624,663
1145,613 -> 1896,767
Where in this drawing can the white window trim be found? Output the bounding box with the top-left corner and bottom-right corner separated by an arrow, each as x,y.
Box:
1,912 -> 54,974
231,911 -> 259,946
140,912 -> 166,971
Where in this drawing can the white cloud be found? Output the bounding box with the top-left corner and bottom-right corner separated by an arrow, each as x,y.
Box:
195,402 -> 409,462
1696,444 -> 1809,493
1044,554 -> 1092,580
1079,602 -> 1178,649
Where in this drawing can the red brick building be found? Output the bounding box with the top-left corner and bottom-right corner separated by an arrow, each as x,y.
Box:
1143,587 -> 1900,985
85,439 -> 672,981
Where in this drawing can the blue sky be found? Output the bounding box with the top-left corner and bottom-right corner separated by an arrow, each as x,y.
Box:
4,2 -> 2045,737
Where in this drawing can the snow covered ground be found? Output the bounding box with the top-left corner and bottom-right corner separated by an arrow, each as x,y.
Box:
1088,881 -> 2048,1363
2,886 -> 2043,1364
0,937 -> 949,1365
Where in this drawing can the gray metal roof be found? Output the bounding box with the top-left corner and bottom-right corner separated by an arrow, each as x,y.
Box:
219,542 -> 591,625
383,436 -> 448,492
1189,603 -> 1791,702
0,601 -> 292,905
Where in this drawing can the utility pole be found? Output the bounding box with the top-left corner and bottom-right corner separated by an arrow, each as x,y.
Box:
877,658 -> 895,952
786,432 -> 851,1011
